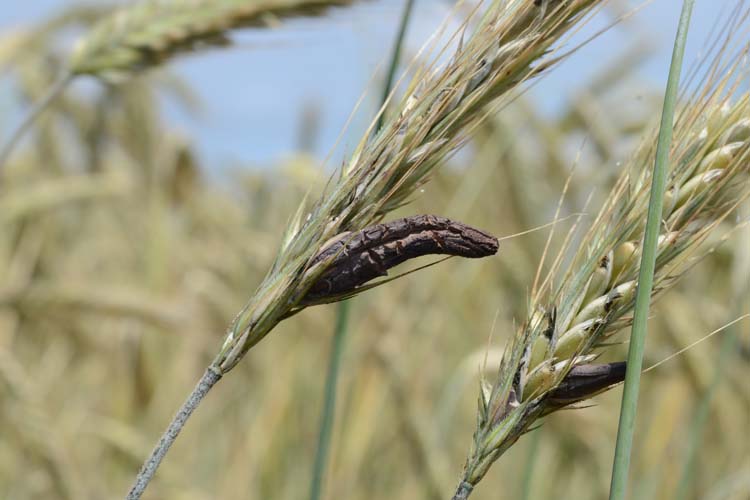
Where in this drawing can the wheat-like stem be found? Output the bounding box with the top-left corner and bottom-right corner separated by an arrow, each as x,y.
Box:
609,2 -> 694,497
309,2 -> 415,498
452,22 -> 750,498
126,367 -> 222,500
519,428 -> 541,500
309,301 -> 350,500
674,200 -> 749,499
0,8 -> 105,172
0,72 -> 73,175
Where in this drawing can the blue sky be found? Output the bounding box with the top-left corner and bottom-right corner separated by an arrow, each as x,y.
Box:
0,1 -> 740,169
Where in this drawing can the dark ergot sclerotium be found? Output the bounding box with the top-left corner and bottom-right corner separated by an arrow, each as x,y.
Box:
300,214 -> 499,304
548,362 -> 627,406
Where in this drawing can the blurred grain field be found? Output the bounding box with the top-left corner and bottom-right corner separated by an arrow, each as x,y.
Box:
0,2 -> 749,500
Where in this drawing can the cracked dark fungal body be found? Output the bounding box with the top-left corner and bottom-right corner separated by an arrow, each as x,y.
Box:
547,362 -> 627,406
300,215 -> 499,304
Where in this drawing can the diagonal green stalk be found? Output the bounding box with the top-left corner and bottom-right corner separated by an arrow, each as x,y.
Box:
0,72 -> 73,175
673,326 -> 738,500
520,428 -> 542,500
307,2 -> 414,500
608,2 -> 694,499
674,235 -> 749,500
309,300 -> 351,500
376,0 -> 415,133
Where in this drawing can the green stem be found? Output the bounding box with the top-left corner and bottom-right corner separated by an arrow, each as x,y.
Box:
608,2 -> 694,499
375,0 -> 415,134
520,428 -> 542,500
673,328 -> 738,500
309,300 -> 351,500
0,72 -> 74,174
307,2 -> 415,498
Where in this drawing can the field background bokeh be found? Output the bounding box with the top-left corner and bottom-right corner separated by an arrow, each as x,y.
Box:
0,1 -> 748,500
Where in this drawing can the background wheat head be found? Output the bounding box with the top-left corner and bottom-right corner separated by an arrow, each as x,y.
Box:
70,0 -> 356,80
452,27 -> 750,498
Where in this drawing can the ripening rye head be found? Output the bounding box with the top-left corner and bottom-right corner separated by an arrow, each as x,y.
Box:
211,0 -> 607,373
453,17 -> 750,493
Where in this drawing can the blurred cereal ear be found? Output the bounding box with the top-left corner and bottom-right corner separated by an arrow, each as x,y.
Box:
168,143 -> 201,206
0,0 -> 361,173
68,0 -> 358,81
